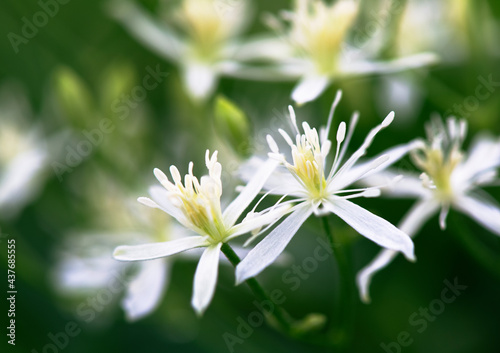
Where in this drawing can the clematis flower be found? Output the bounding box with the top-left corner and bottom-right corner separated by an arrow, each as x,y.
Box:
55,175 -> 284,321
108,0 -> 276,101
259,0 -> 437,104
113,150 -> 289,314
357,117 -> 500,302
235,91 -> 417,284
0,87 -> 49,219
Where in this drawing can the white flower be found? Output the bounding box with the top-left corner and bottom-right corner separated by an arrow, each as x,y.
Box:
108,0 -> 275,101
113,150 -> 289,315
0,88 -> 49,219
357,117 -> 500,302
235,91 -> 417,284
258,0 -> 437,104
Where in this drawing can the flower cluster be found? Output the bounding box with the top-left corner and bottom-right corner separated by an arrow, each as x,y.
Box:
108,0 -> 438,103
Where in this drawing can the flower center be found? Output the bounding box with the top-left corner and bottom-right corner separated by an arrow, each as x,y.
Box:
161,151 -> 228,242
411,118 -> 466,201
287,0 -> 358,74
177,0 -> 244,61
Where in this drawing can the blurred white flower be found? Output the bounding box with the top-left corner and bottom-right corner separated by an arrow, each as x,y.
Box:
0,87 -> 49,219
357,117 -> 500,302
108,0 -> 274,101
259,0 -> 437,104
235,91 -> 418,284
113,150 -> 289,315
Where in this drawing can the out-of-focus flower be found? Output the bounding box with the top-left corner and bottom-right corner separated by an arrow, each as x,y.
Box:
113,150 -> 290,315
108,0 -> 274,101
235,91 -> 418,283
357,117 -> 500,302
0,87 -> 49,219
259,0 -> 437,104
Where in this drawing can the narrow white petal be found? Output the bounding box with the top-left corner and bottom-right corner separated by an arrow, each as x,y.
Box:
324,198 -> 415,260
191,243 -> 222,315
291,75 -> 330,104
229,204 -> 292,239
114,236 -> 209,261
148,185 -> 188,225
223,159 -> 278,227
356,250 -> 398,303
341,52 -> 438,76
0,148 -> 48,217
345,140 -> 424,184
237,157 -> 304,197
183,64 -> 217,101
356,199 -> 439,302
236,205 -> 313,284
358,170 -> 430,198
122,259 -> 169,321
454,194 -> 500,236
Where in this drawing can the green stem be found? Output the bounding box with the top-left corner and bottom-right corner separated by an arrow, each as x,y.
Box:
321,217 -> 356,350
220,243 -> 292,334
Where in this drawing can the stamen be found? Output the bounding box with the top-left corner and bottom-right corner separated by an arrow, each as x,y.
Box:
154,168 -> 173,189
288,105 -> 300,135
170,165 -> 182,184
267,134 -> 280,153
323,90 -> 342,142
279,129 -> 294,146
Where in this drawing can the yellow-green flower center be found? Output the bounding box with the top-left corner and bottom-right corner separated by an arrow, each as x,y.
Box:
288,0 -> 358,74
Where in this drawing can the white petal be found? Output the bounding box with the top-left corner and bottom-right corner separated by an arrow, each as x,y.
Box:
235,205 -> 313,284
454,136 -> 500,186
454,194 -> 500,236
114,236 -> 209,261
223,159 -> 278,227
0,148 -> 47,218
324,198 -> 415,260
291,75 -> 330,105
341,52 -> 438,76
148,185 -> 189,226
342,140 -> 424,187
107,0 -> 183,61
191,243 -> 222,315
183,64 -> 218,101
122,259 -> 169,321
229,36 -> 295,62
228,204 -> 292,240
358,170 -> 429,198
356,199 -> 439,302
238,157 -> 304,197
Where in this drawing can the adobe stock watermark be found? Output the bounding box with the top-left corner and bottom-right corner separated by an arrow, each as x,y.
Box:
223,236 -> 333,352
30,267 -> 133,353
380,277 -> 467,353
444,74 -> 500,118
7,0 -> 72,54
51,65 -> 168,181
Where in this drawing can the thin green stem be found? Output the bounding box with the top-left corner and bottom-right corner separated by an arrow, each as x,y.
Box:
321,217 -> 356,350
220,243 -> 292,333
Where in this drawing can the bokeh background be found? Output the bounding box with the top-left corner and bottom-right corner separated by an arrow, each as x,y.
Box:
1,0 -> 500,352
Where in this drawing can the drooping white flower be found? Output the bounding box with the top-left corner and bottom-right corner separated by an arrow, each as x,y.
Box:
258,0 -> 437,104
0,87 -> 49,219
108,0 -> 277,101
357,117 -> 500,302
113,150 -> 289,315
235,91 -> 418,284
